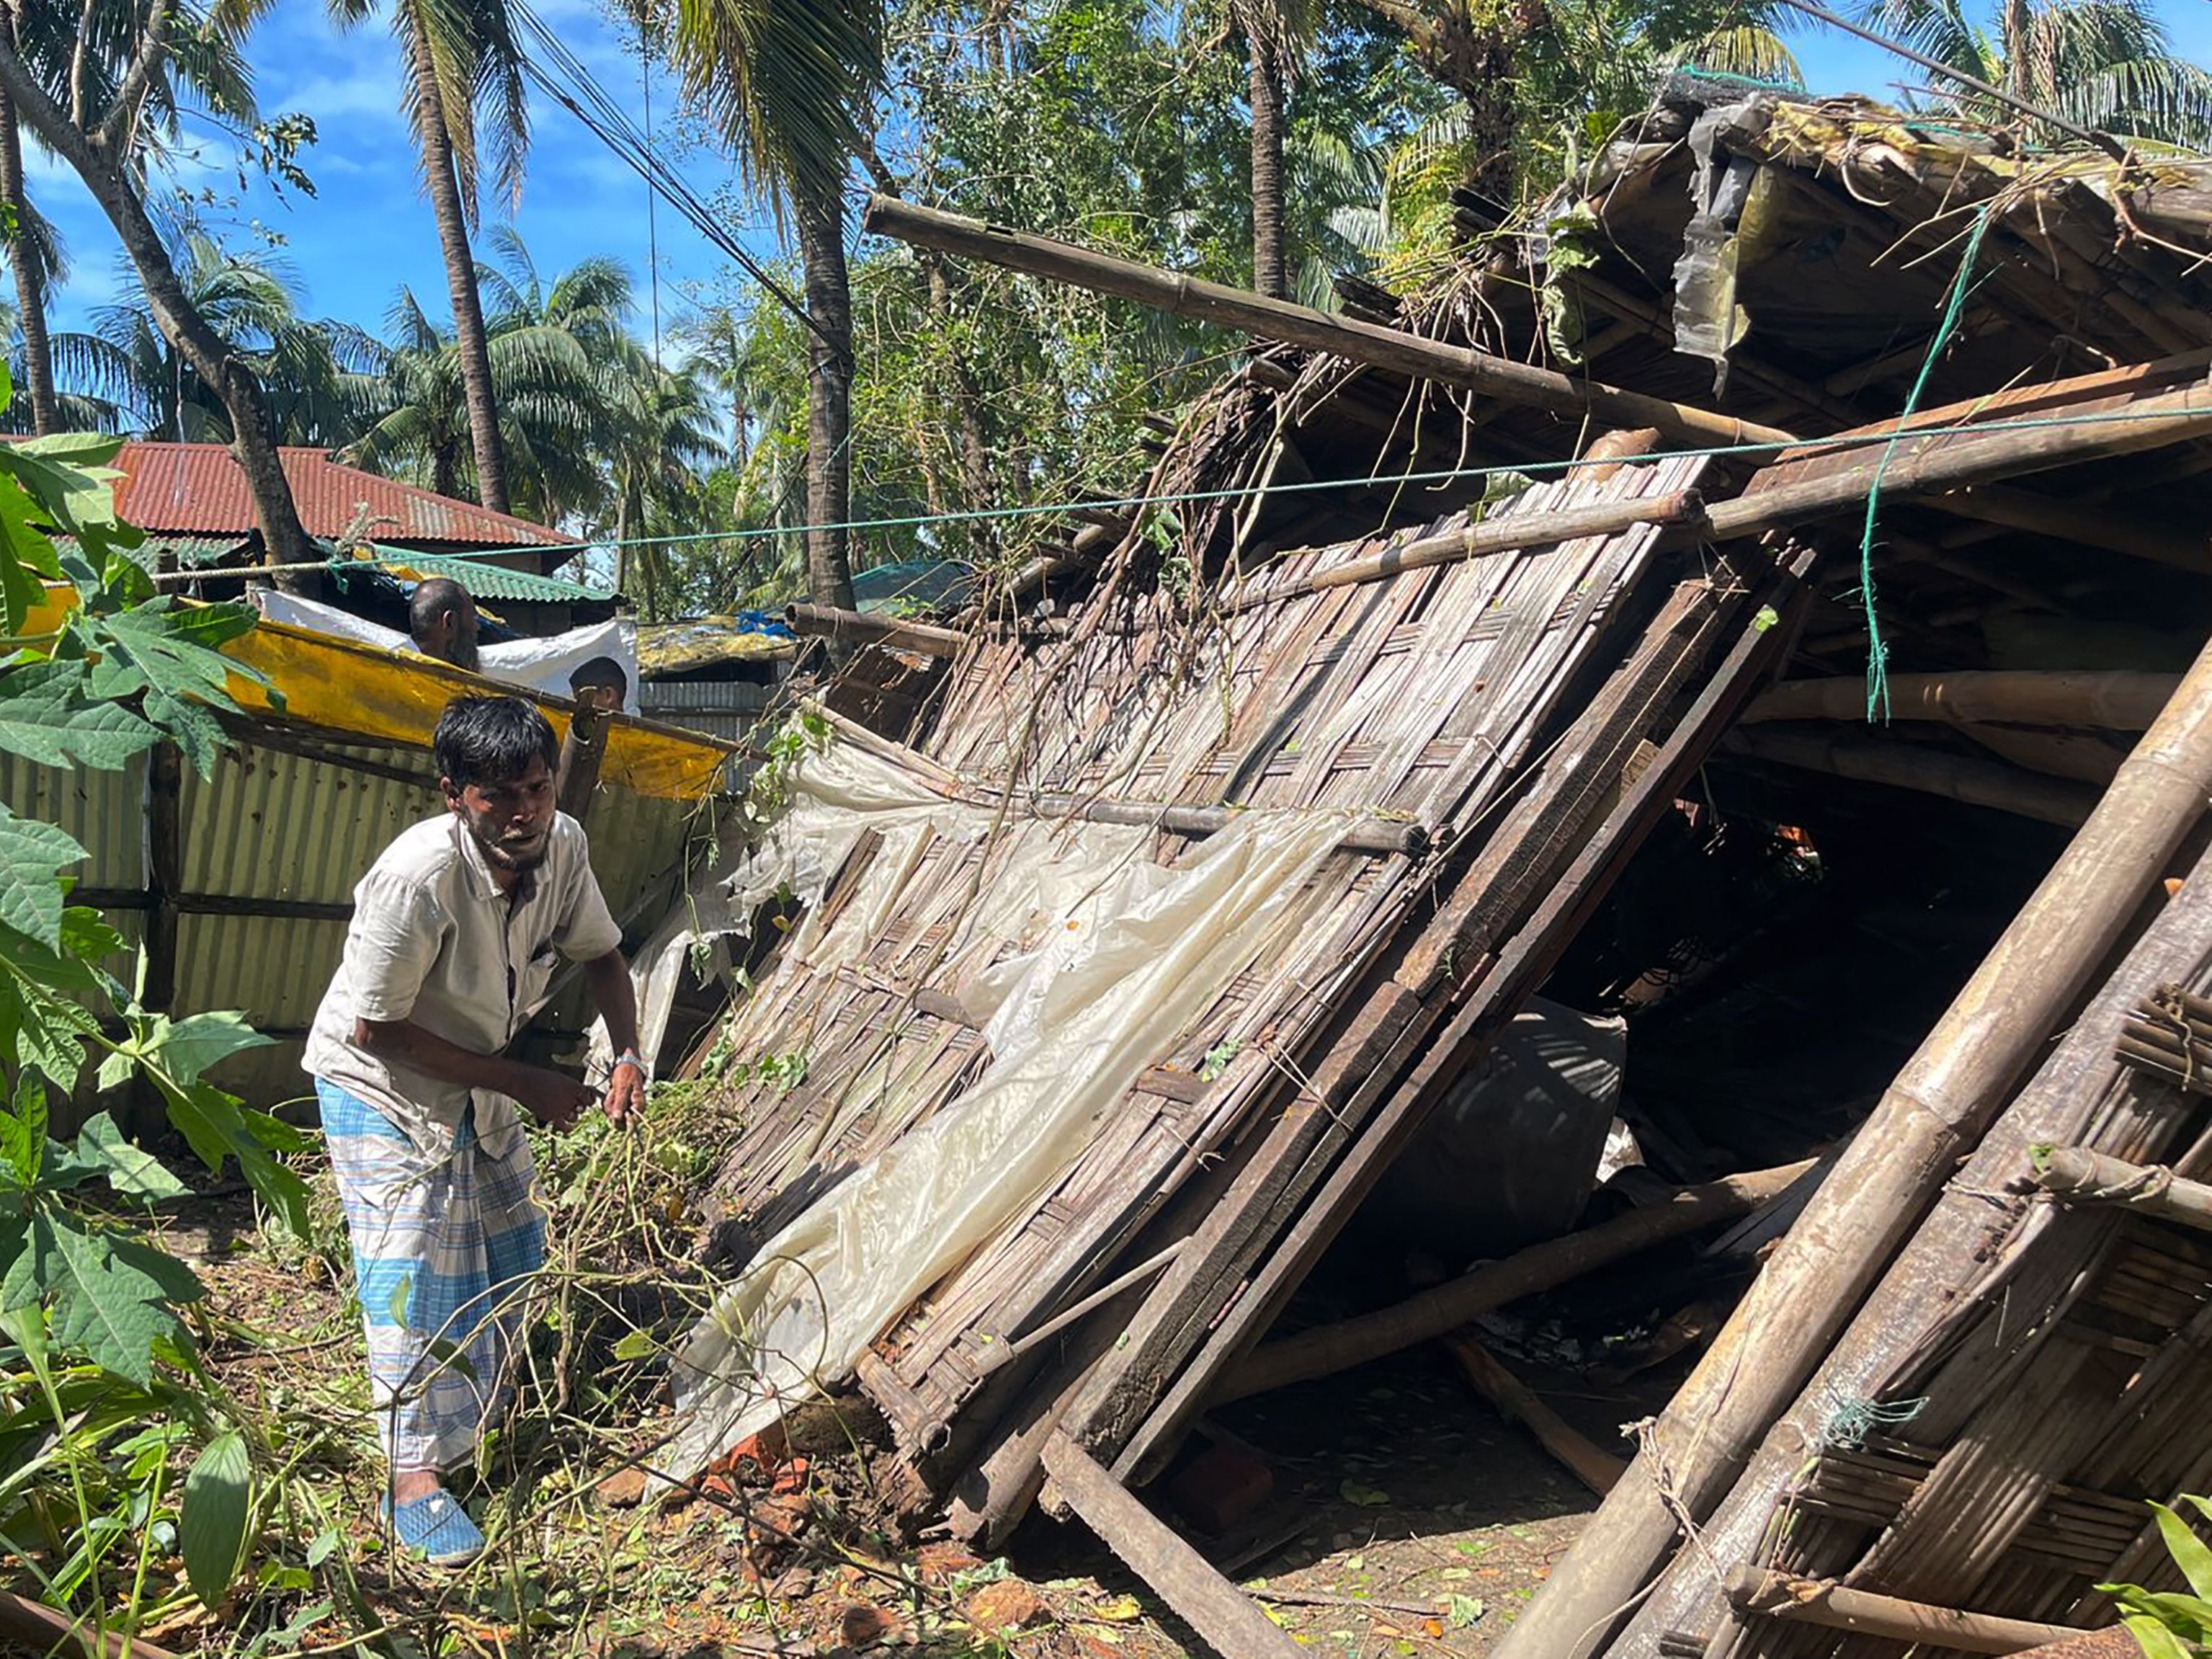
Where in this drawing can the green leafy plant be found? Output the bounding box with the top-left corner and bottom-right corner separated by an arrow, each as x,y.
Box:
2097,1493 -> 2212,1658
0,363 -> 310,1632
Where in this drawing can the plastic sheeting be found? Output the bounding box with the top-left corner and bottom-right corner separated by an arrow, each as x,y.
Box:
659,741 -> 1345,1477
252,590 -> 642,713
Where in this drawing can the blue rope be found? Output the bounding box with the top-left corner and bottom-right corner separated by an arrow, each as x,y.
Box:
1858,206 -> 1995,721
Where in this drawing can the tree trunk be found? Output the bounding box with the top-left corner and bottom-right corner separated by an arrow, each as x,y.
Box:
1247,21 -> 1288,301
795,164 -> 856,612
1346,0 -> 1532,202
0,9 -> 55,436
406,6 -> 510,516
0,39 -> 313,582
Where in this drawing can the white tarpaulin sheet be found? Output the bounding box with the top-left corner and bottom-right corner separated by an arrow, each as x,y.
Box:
659,740 -> 1344,1477
251,590 -> 641,712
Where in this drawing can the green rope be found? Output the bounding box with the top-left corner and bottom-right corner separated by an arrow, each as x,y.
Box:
1858,205 -> 1995,721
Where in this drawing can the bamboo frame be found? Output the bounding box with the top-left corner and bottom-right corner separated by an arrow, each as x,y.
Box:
1499,619 -> 2212,1659
1722,1567 -> 2082,1655
2033,1146 -> 2212,1233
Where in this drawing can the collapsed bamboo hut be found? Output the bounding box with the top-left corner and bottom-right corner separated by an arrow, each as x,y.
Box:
651,77 -> 2212,1659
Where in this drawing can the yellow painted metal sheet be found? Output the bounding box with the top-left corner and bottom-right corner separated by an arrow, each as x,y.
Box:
24,587 -> 738,802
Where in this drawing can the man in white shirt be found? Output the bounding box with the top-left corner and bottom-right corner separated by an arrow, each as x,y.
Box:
306,694 -> 647,1566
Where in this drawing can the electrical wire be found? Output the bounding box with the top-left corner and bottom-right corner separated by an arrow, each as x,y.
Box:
505,0 -> 837,357
152,399 -> 2212,584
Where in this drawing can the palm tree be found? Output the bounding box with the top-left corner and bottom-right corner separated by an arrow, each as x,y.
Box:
667,0 -> 885,612
1237,0 -> 1319,299
61,228 -> 369,445
327,0 -> 529,515
349,237 -> 635,523
602,347 -> 722,617
1862,0 -> 2212,148
0,0 -> 321,575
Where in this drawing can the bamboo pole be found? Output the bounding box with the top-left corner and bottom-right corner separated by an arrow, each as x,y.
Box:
785,601 -> 971,657
862,195 -> 1794,450
1723,727 -> 2100,827
2032,1146 -> 2212,1233
1704,381 -> 2212,543
1492,623 -> 2212,1659
1212,1161 -> 1814,1403
960,788 -> 1427,855
1445,1335 -> 1626,1496
1745,671 -> 2180,731
1228,489 -> 1707,613
1722,1568 -> 2082,1655
1616,853 -> 2212,1655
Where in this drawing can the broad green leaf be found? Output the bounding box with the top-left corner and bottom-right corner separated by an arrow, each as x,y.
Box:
239,1107 -> 313,1155
0,459 -> 60,636
180,1429 -> 253,1608
2122,1613 -> 2199,1659
15,431 -> 125,472
2152,1500 -> 2212,1602
0,1075 -> 42,1189
76,1112 -> 190,1205
40,1137 -> 105,1191
151,1073 -> 309,1239
612,1328 -> 658,1361
0,806 -> 86,948
0,1209 -> 201,1386
129,1011 -> 274,1088
0,947 -> 101,1091
0,659 -> 160,769
426,1337 -> 478,1382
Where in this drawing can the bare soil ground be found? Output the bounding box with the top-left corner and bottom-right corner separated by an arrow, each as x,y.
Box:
7,1139 -> 1676,1659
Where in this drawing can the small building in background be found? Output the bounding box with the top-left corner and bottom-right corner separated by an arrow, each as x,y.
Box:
111,440 -> 612,639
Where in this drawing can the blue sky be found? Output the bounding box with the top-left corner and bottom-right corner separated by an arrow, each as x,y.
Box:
29,0 -> 2212,350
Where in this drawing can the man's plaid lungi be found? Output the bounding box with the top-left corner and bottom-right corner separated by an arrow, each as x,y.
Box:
316,1080 -> 545,1471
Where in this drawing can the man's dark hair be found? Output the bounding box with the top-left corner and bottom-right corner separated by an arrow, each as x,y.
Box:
409,577 -> 472,641
568,655 -> 628,700
434,695 -> 558,790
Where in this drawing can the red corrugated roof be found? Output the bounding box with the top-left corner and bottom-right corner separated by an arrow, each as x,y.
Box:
110,442 -> 576,549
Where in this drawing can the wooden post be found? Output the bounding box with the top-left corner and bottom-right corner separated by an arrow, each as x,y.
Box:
1700,381 -> 2212,546
1493,622 -> 2212,1659
1722,1568 -> 2082,1655
1444,1335 -> 1626,1496
1745,671 -> 2180,731
1614,845 -> 2212,1655
1039,1431 -> 1307,1659
1213,1161 -> 1814,1402
556,706 -> 607,825
125,741 -> 184,1139
2032,1145 -> 2212,1232
862,195 -> 1795,450
0,1586 -> 184,1659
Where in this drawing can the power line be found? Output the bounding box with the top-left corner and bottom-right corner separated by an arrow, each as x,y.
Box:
238,401 -> 2212,568
507,0 -> 839,357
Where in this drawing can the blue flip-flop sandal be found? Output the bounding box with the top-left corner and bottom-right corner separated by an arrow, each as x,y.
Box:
385,1487 -> 485,1567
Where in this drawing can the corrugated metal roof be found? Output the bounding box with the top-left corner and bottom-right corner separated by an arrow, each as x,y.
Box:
32,731 -> 702,1118
366,547 -> 610,603
111,443 -> 578,550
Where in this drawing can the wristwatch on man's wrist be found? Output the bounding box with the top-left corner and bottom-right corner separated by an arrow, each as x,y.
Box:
613,1049 -> 650,1084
